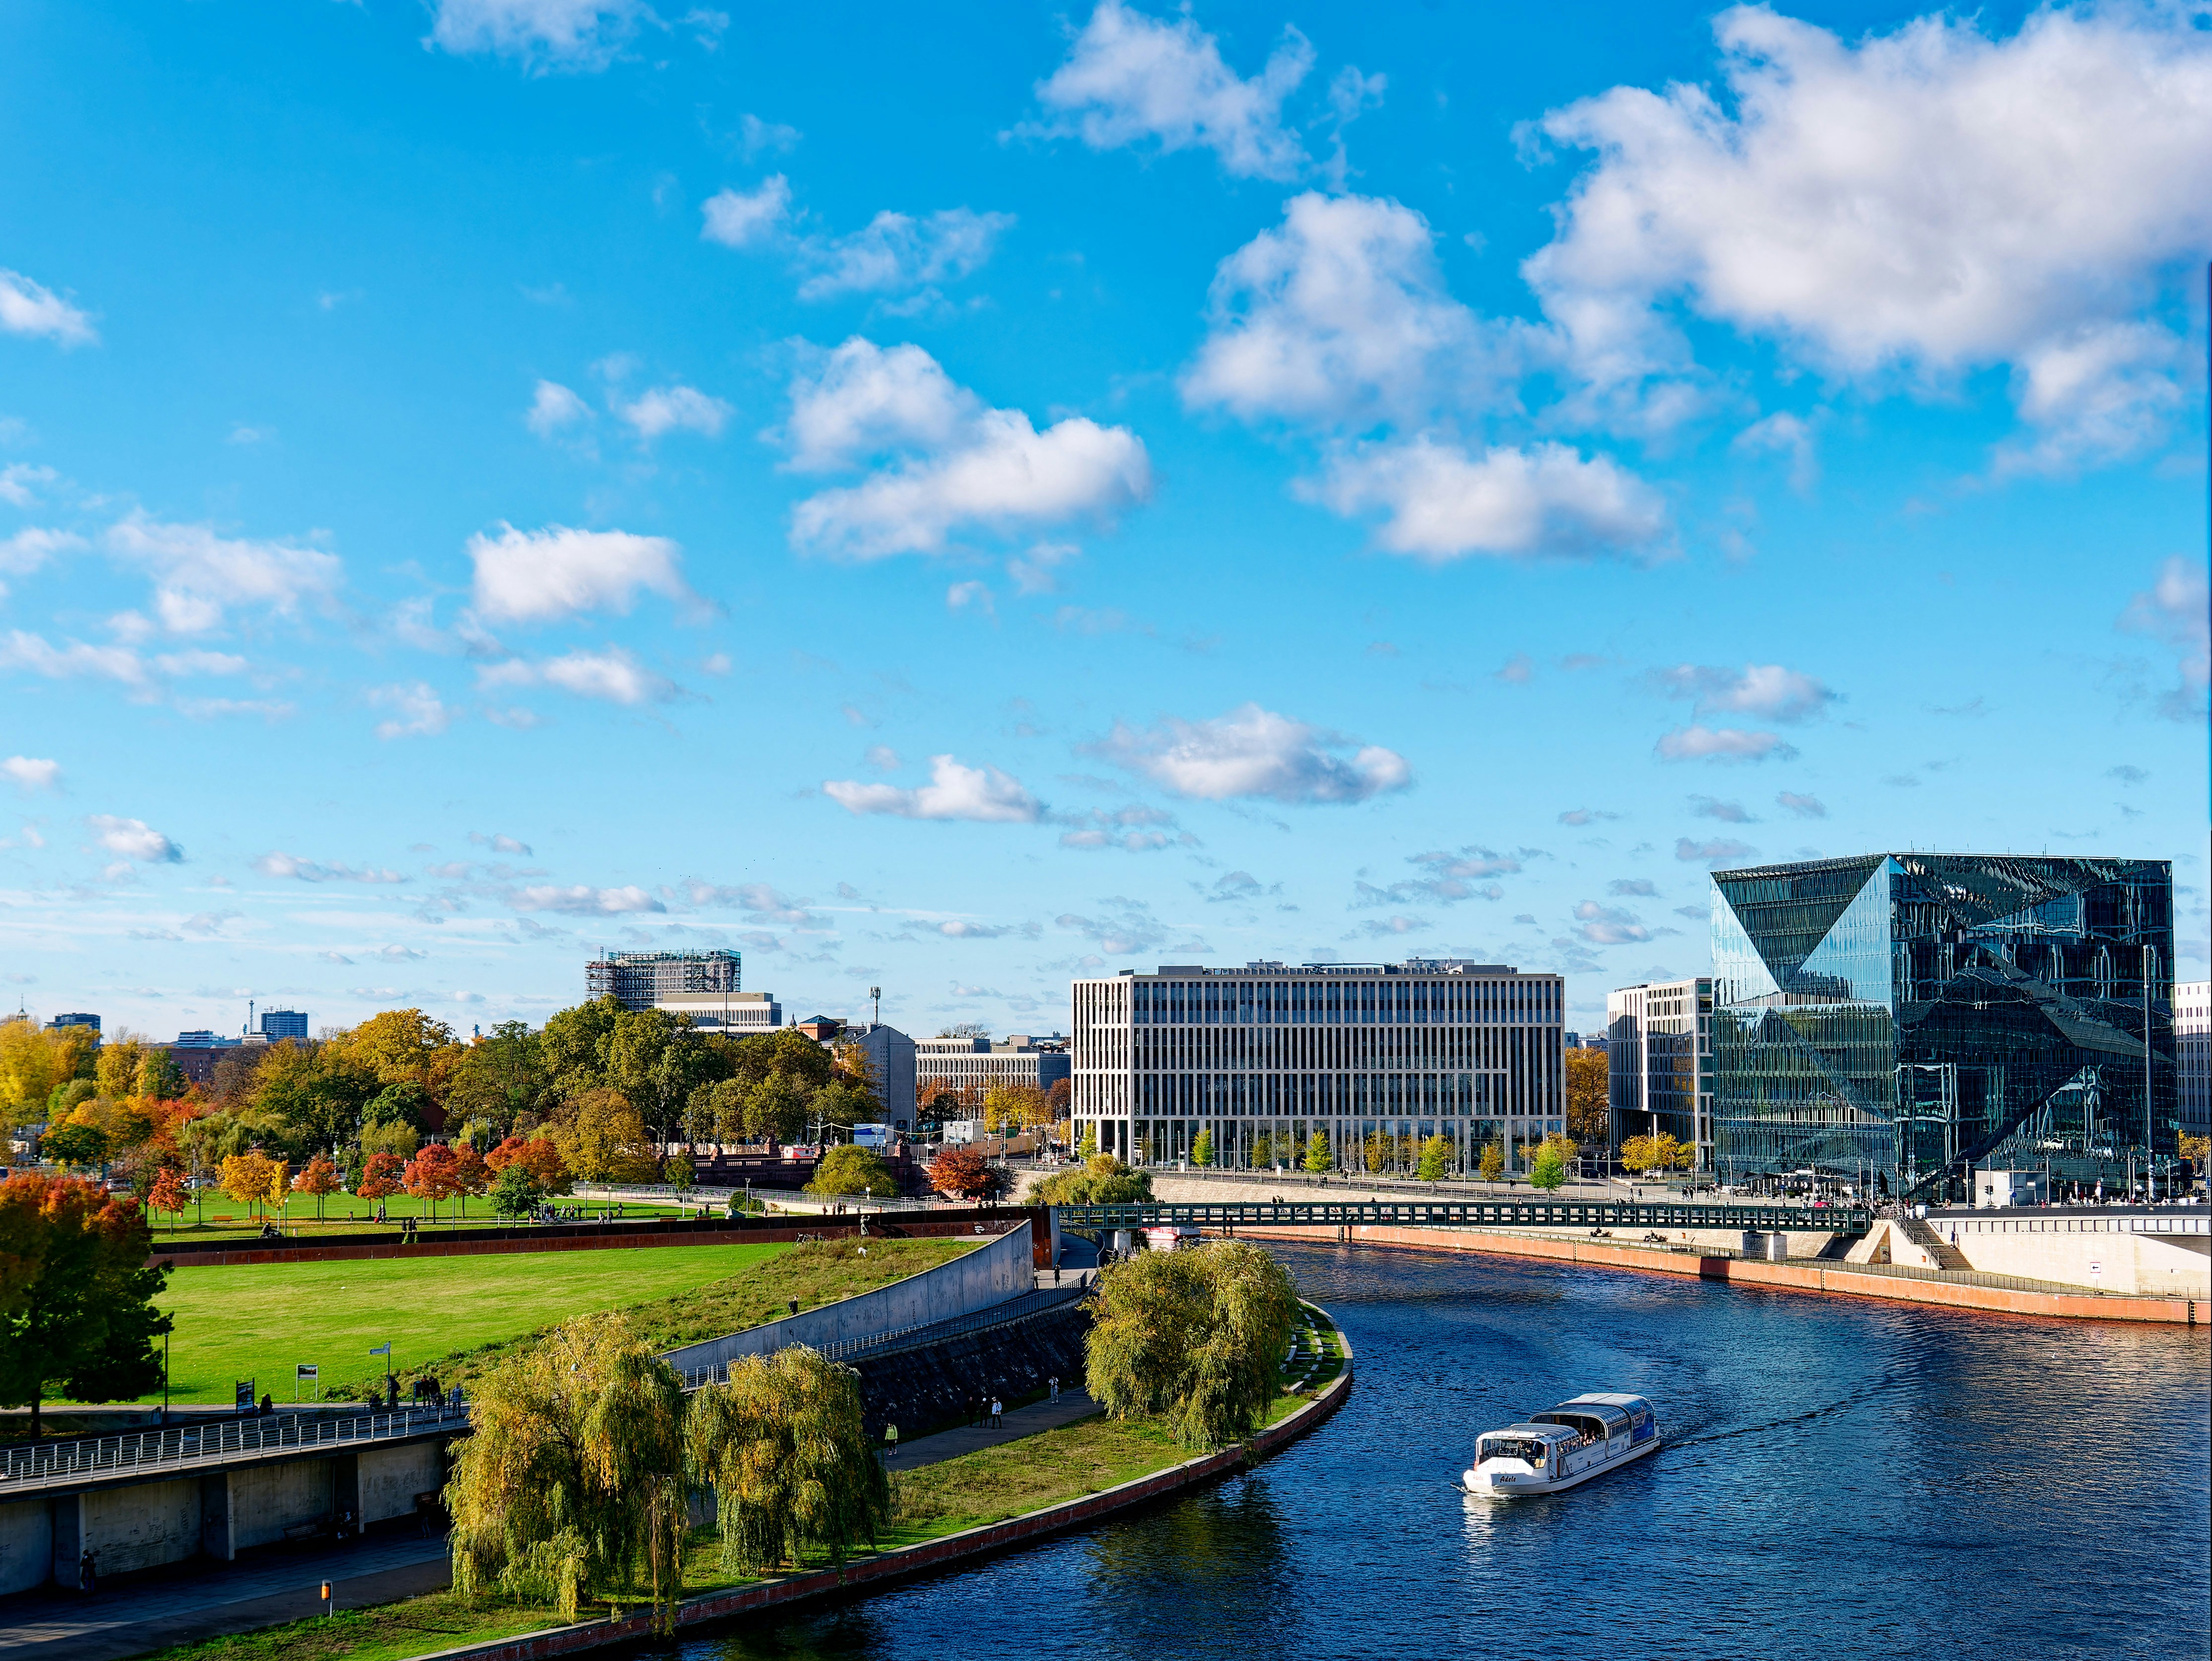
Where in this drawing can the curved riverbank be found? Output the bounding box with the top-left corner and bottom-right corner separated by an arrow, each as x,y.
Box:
1234,1223 -> 2202,1323
406,1308 -> 1353,1661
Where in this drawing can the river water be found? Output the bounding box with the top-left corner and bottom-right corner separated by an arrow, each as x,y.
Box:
644,1242 -> 2210,1661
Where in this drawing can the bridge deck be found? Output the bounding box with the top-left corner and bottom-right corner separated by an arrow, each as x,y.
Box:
0,1405 -> 467,1498
1055,1200 -> 1871,1234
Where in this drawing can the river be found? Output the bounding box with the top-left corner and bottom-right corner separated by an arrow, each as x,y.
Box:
642,1241 -> 2211,1660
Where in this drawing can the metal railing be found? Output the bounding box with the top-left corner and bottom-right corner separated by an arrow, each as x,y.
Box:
1054,1199 -> 1873,1234
674,1282 -> 1093,1390
0,1402 -> 468,1494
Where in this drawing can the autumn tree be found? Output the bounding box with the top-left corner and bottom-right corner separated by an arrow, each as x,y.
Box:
148,1166 -> 189,1234
486,1136 -> 572,1194
1302,1131 -> 1334,1174
442,1022 -> 551,1139
1032,1155 -> 1152,1205
1564,1046 -> 1611,1149
40,1123 -> 109,1170
450,1144 -> 491,1216
1416,1135 -> 1454,1181
927,1145 -> 1001,1202
0,1173 -> 171,1436
220,1151 -> 278,1218
0,1019 -> 97,1135
294,1152 -> 341,1221
1191,1127 -> 1215,1167
404,1144 -> 463,1222
357,1150 -> 405,1204
554,1089 -> 657,1185
1478,1142 -> 1506,1182
983,1084 -> 1053,1135
1621,1132 -> 1692,1175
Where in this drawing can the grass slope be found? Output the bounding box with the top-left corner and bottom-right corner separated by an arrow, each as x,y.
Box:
99,1237 -> 974,1405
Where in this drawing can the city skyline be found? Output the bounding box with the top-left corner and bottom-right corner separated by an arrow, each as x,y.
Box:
1,0 -> 2207,1042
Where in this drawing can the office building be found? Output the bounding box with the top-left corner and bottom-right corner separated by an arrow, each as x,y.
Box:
587,949 -> 740,1011
1606,978 -> 1714,1170
915,1034 -> 1072,1103
653,990 -> 781,1036
1070,960 -> 1565,1171
1710,853 -> 2175,1197
258,1009 -> 309,1042
2178,980 -> 2210,1138
45,1013 -> 99,1035
842,1023 -> 917,1129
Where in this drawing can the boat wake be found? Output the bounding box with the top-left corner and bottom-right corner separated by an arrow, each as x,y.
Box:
1664,1374 -> 1900,1452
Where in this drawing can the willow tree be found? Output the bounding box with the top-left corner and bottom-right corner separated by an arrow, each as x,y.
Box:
685,1347 -> 888,1576
1085,1241 -> 1300,1452
445,1313 -> 688,1627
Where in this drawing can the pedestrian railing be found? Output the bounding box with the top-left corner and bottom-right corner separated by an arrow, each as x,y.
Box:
0,1402 -> 469,1493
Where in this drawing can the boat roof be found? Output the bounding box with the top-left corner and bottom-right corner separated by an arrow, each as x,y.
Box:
1555,1392 -> 1652,1411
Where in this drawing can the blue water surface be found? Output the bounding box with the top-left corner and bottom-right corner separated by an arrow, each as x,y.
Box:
644,1243 -> 2211,1661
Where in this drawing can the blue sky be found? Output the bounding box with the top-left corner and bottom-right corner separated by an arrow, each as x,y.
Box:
2,0 -> 2207,1041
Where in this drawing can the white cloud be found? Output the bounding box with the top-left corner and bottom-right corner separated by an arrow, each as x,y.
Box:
1733,411 -> 1820,490
1525,3 -> 2212,460
467,523 -> 689,623
425,0 -> 649,72
0,268 -> 96,346
700,176 -> 794,249
368,682 -> 454,740
0,630 -> 150,691
479,646 -> 678,705
1656,726 -> 1796,763
1097,703 -> 1410,805
738,114 -> 801,158
2119,554 -> 2211,718
1027,0 -> 1314,180
151,649 -> 248,678
678,880 -> 814,923
781,338 -> 1149,558
509,883 -> 666,915
88,814 -> 181,863
1676,835 -> 1757,864
0,465 -> 60,508
796,209 -> 1014,303
2,757 -> 60,792
1654,662 -> 1836,722
823,754 -> 1042,823
253,852 -> 408,884
1184,192 -> 1498,429
1691,794 -> 1754,824
1575,900 -> 1650,944
0,528 -> 83,593
526,379 -> 592,437
1776,791 -> 1827,818
1309,436 -> 1665,561
104,512 -> 341,635
615,384 -> 732,441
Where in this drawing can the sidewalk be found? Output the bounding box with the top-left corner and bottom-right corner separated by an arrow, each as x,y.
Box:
884,1388 -> 1100,1471
0,1531 -> 451,1661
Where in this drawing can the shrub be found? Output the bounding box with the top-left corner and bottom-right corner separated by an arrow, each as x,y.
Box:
1031,1154 -> 1152,1206
808,1144 -> 893,1197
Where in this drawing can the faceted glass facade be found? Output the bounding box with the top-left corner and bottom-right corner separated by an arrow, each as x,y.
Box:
1710,854 -> 2175,1195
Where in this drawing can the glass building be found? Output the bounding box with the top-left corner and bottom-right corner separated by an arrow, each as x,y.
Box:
1071,960 -> 1565,1172
1710,854 -> 2175,1198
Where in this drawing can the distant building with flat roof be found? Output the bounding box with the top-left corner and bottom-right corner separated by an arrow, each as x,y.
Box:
653,990 -> 781,1036
588,949 -> 741,1011
46,1013 -> 99,1034
1606,978 -> 1713,1170
258,1009 -> 309,1042
2178,980 -> 2210,1139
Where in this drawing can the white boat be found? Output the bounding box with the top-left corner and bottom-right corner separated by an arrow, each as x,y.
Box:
1461,1393 -> 1660,1495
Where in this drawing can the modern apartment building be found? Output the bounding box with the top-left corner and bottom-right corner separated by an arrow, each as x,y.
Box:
914,1034 -> 1071,1102
1606,977 -> 1713,1170
1070,960 -> 1565,1171
587,949 -> 741,1011
2178,979 -> 2210,1139
1710,853 -> 2176,1197
258,1009 -> 309,1042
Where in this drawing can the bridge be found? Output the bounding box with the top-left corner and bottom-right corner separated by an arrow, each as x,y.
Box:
0,1403 -> 466,1498
1053,1199 -> 1873,1235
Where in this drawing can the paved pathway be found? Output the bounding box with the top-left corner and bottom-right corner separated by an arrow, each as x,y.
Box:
0,1532 -> 450,1661
884,1388 -> 1100,1472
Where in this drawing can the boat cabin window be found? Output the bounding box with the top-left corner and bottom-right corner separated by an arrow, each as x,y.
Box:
1479,1437 -> 1549,1465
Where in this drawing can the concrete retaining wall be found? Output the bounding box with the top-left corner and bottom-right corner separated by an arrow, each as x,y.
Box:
361,1440 -> 446,1525
0,1495 -> 53,1597
1920,1214 -> 2210,1296
849,1303 -> 1090,1442
662,1222 -> 1033,1377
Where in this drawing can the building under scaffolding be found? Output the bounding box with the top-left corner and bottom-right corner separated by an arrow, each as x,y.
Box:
1709,853 -> 2176,1200
586,949 -> 741,1011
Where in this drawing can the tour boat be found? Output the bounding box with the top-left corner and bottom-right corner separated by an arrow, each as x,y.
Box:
1460,1393 -> 1660,1495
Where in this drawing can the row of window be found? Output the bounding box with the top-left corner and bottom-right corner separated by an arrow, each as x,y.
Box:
1121,976 -> 1560,1027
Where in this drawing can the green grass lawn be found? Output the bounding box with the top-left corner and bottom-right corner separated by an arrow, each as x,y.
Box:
144,1193 -> 698,1243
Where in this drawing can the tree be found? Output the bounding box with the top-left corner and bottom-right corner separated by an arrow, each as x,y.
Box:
1564,1045 -> 1611,1148
541,997 -> 625,1098
264,1160 -> 293,1229
491,1163 -> 541,1219
664,1150 -> 696,1194
1191,1127 -> 1215,1167
937,1022 -> 991,1040
364,1081 -> 433,1133
136,1047 -> 187,1102
294,1153 -> 341,1221
443,1022 -> 551,1138
360,1118 -> 420,1162
928,1145 -> 1002,1202
148,1166 -> 189,1234
450,1144 -> 491,1216
741,1073 -> 810,1145
810,1081 -> 874,1143
557,1089 -> 657,1185
686,1346 -> 890,1578
487,1136 -> 572,1195
1086,1241 -> 1299,1451
1529,1142 -> 1569,1192
1048,1077 -> 1072,1116
983,1084 -> 1052,1135
40,1123 -> 109,1171
1032,1154 -> 1152,1206
220,1151 -> 278,1218
404,1144 -> 463,1222
1302,1131 -> 1334,1174
1077,1124 -> 1098,1159
447,1313 -> 688,1628
0,1019 -> 97,1135
1362,1131 -> 1386,1174
357,1150 -> 405,1204
326,1009 -> 460,1097
0,1173 -> 171,1437
1251,1130 -> 1273,1169
1479,1142 -> 1505,1183
807,1145 -> 893,1198
1416,1135 -> 1454,1182
1621,1132 -> 1692,1174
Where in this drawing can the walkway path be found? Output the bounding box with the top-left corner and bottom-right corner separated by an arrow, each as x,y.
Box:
884,1388 -> 1100,1472
0,1531 -> 451,1661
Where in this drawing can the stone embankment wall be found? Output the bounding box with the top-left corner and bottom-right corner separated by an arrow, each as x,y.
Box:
662,1223 -> 1034,1377
849,1304 -> 1090,1442
1851,1214 -> 2209,1296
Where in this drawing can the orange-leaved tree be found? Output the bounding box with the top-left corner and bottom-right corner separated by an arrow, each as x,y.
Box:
927,1145 -> 1000,1202
450,1144 -> 490,1218
404,1144 -> 463,1223
0,1172 -> 170,1437
147,1165 -> 189,1235
293,1153 -> 341,1222
486,1136 -> 571,1194
357,1150 -> 405,1205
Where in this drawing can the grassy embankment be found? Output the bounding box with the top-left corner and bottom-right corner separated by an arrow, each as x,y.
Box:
85,1236 -> 976,1406
132,1303 -> 1346,1661
141,1194 -> 702,1244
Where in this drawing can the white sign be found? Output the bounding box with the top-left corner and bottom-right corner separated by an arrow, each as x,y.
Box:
2088,1261 -> 2102,1279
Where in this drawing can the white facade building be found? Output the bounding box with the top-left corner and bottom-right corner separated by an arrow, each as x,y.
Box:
1606,978 -> 1714,1171
654,990 -> 782,1036
1071,960 -> 1565,1172
2178,979 -> 2210,1139
913,1035 -> 1071,1101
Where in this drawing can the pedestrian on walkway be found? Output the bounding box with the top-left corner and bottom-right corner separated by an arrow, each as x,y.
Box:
990,1396 -> 1002,1428
78,1550 -> 95,1595
1049,1376 -> 1060,1404
884,1422 -> 899,1461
